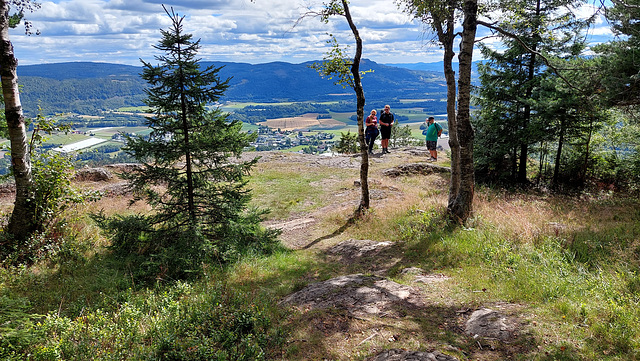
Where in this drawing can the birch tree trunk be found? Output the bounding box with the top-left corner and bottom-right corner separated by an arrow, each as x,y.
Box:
436,14 -> 460,211
342,0 -> 370,213
449,0 -> 477,222
0,0 -> 36,242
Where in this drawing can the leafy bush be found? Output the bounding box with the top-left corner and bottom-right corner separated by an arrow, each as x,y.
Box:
29,283 -> 285,360
1,111 -> 101,264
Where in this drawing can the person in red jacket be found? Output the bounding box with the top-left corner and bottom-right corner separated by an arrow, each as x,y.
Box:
365,109 -> 379,155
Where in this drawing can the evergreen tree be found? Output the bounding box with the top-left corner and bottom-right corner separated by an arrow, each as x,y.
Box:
390,121 -> 417,147
536,61 -> 607,188
594,0 -> 640,107
112,6 -> 276,279
335,130 -> 358,154
473,0 -> 589,184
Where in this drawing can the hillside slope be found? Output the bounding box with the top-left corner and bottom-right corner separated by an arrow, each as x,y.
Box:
16,60 -> 446,116
3,148 -> 638,360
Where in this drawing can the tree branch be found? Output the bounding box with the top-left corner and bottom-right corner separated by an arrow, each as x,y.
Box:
477,19 -> 586,94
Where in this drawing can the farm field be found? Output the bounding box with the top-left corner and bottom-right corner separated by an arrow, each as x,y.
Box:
116,106 -> 152,113
327,111 -> 356,124
257,113 -> 346,131
220,101 -> 342,112
85,126 -> 149,137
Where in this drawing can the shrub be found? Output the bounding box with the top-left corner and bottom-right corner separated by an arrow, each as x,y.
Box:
30,283 -> 286,360
92,209 -> 282,283
0,295 -> 44,360
334,130 -> 358,154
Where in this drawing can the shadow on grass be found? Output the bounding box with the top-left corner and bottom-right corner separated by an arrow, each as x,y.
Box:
385,208 -> 466,274
301,213 -> 358,250
7,250 -> 144,317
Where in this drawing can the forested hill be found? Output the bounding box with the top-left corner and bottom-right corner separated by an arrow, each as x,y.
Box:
16,60 -> 447,116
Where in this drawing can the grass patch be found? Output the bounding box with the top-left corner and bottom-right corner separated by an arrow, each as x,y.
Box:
248,158 -> 351,220
392,191 -> 640,360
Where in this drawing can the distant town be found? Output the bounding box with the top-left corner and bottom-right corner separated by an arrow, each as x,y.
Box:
250,125 -> 335,153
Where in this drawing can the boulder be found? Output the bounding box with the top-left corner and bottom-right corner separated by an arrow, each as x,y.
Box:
465,308 -> 517,342
74,167 -> 113,182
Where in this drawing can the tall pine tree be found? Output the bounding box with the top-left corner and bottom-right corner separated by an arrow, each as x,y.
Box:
115,6 -> 274,278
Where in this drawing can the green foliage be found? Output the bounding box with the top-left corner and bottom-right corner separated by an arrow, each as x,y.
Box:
101,216 -> 212,282
593,0 -> 640,107
230,102 -> 331,124
574,110 -> 640,191
310,36 -> 373,90
0,295 -> 43,360
32,154 -> 83,229
5,0 -> 41,34
1,111 -> 101,264
390,123 -> 421,148
473,0 -> 591,185
334,130 -> 358,154
20,282 -> 286,360
310,36 -> 355,89
91,212 -> 152,257
92,208 -> 281,283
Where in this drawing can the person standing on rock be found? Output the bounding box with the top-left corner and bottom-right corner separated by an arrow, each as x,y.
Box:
365,109 -> 379,155
422,116 -> 442,162
379,104 -> 394,154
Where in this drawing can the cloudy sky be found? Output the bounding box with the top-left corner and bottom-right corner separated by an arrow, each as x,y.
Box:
9,0 -> 613,66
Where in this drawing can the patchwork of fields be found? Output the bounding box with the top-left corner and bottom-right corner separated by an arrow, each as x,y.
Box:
257,113 -> 345,131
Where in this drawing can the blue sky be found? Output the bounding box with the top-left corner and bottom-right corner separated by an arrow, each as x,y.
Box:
9,0 -> 614,66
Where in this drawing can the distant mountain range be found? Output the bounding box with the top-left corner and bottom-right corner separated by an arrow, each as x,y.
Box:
16,59 -> 451,116
385,62 -> 450,72
387,61 -> 482,75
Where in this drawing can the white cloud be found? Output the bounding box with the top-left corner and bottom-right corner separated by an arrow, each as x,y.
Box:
70,23 -> 101,34
7,0 -> 615,66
